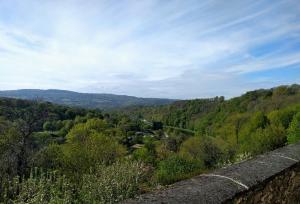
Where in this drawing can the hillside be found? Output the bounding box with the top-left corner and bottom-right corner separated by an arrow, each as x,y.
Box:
121,84 -> 300,133
1,85 -> 300,203
0,89 -> 175,109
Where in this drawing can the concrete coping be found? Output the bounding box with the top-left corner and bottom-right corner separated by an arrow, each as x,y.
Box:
124,142 -> 300,204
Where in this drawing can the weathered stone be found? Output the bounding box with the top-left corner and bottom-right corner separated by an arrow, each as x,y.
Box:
233,164 -> 300,203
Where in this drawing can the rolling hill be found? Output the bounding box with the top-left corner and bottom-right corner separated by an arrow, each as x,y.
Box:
0,89 -> 176,109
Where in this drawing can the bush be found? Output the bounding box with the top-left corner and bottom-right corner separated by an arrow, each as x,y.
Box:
133,147 -> 156,164
240,124 -> 286,155
133,138 -> 157,165
180,136 -> 222,168
62,119 -> 126,176
1,169 -> 74,204
155,155 -> 202,185
32,143 -> 63,170
287,112 -> 300,144
62,132 -> 126,177
79,160 -> 145,203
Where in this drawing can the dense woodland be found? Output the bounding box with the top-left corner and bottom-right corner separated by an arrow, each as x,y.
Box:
0,84 -> 300,203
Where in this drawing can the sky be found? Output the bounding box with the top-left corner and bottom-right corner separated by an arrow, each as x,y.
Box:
0,0 -> 299,99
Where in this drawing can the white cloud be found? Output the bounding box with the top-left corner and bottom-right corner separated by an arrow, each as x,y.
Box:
0,0 -> 299,98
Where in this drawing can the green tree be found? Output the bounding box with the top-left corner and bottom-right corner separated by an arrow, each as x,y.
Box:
268,108 -> 296,129
240,124 -> 286,155
180,136 -> 222,168
33,143 -> 63,170
155,155 -> 201,185
133,137 -> 157,164
0,119 -> 21,181
62,119 -> 126,176
287,112 -> 300,144
43,121 -> 56,131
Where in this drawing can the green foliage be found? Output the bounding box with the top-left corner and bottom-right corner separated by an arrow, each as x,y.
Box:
0,89 -> 174,109
239,122 -> 286,155
1,85 -> 300,203
32,132 -> 61,148
155,155 -> 202,185
42,120 -> 64,132
249,111 -> 269,130
63,134 -> 125,176
287,112 -> 300,144
180,136 -> 222,168
1,162 -> 146,204
126,84 -> 300,132
0,119 -> 21,181
66,118 -> 108,143
33,144 -> 63,170
268,107 -> 297,129
132,137 -> 157,164
1,169 -> 74,204
62,119 -> 126,176
133,147 -> 156,164
79,160 -> 145,204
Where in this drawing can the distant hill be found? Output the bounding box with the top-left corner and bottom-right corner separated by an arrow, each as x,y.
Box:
0,89 -> 176,109
121,84 -> 300,131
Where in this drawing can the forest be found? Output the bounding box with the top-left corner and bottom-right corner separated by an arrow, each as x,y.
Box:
0,89 -> 175,110
0,84 -> 300,203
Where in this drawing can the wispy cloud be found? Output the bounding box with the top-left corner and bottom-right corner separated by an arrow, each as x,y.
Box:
0,0 -> 299,98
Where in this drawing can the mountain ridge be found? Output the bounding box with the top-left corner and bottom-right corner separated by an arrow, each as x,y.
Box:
0,89 -> 176,109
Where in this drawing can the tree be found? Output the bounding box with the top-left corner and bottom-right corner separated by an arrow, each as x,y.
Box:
133,137 -> 157,164
249,112 -> 269,130
268,108 -> 296,129
62,119 -> 126,176
66,118 -> 108,143
14,102 -> 49,176
0,119 -> 21,181
152,121 -> 163,130
155,154 -> 201,185
33,143 -> 63,170
179,136 -> 222,168
287,112 -> 300,144
43,121 -> 56,131
240,124 -> 286,155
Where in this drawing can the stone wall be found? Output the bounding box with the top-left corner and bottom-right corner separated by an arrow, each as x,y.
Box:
125,142 -> 300,204
232,164 -> 300,204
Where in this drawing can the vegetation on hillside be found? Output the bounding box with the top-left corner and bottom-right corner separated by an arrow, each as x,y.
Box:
0,84 -> 300,203
0,89 -> 175,110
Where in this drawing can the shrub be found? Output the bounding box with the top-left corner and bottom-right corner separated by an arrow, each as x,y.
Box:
287,112 -> 300,144
133,147 -> 156,164
180,136 -> 222,168
62,119 -> 126,176
79,160 -> 145,203
155,155 -> 202,185
133,138 -> 157,165
240,124 -> 286,155
1,169 -> 74,204
32,143 -> 63,170
62,132 -> 126,177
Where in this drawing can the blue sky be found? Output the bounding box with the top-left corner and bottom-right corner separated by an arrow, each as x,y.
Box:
0,0 -> 299,99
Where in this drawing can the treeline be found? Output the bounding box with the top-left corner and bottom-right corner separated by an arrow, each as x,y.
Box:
119,84 -> 300,182
122,84 -> 300,131
0,84 -> 300,203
